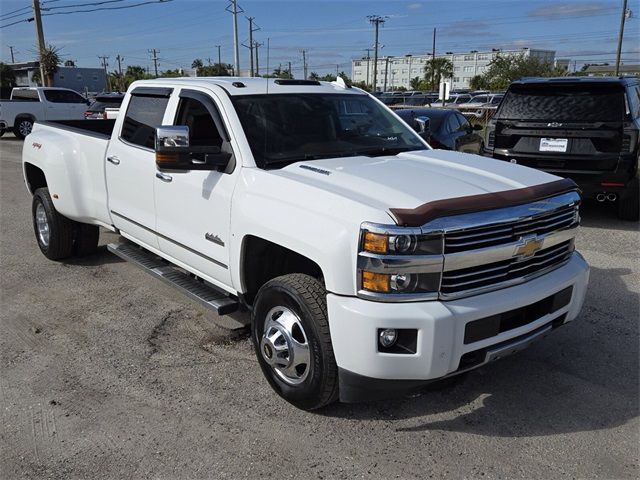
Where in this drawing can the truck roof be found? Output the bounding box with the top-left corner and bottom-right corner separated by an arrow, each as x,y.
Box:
132,77 -> 364,96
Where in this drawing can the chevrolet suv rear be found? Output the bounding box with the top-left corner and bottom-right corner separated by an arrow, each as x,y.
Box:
484,77 -> 640,221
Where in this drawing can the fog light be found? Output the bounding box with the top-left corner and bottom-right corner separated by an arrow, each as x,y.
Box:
379,328 -> 398,347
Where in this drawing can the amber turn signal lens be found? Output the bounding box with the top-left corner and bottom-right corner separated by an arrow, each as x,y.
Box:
363,232 -> 388,254
362,271 -> 390,293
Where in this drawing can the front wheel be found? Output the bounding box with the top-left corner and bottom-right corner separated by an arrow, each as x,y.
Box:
251,274 -> 338,410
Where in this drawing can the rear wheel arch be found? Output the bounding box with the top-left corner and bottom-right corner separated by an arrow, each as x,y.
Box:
24,163 -> 47,194
240,235 -> 325,306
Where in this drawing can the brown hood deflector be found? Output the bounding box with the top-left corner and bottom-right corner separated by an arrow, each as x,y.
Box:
389,178 -> 579,227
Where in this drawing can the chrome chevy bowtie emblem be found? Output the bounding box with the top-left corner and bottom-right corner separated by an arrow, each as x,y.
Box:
515,236 -> 543,259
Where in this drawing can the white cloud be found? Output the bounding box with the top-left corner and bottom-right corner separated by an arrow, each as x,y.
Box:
407,3 -> 422,10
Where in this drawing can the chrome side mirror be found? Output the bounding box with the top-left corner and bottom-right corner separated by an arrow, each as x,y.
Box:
156,125 -> 190,149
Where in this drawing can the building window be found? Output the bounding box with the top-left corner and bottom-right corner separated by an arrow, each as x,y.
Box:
454,66 -> 460,71
463,66 -> 473,72
477,54 -> 489,60
355,61 -> 361,66
464,55 -> 474,61
453,77 -> 460,82
454,55 -> 462,61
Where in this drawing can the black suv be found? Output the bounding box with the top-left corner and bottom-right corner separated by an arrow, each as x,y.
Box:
484,77 -> 640,220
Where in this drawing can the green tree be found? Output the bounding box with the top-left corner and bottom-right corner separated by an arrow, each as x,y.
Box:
191,59 -> 204,69
424,57 -> 453,90
64,59 -> 76,67
197,63 -> 232,76
469,75 -> 489,90
476,54 -> 567,90
0,62 -> 16,88
161,69 -> 184,78
40,44 -> 62,87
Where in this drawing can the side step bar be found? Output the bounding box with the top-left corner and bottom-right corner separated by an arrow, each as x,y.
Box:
107,242 -> 238,316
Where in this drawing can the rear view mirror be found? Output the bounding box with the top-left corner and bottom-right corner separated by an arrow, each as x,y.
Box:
155,125 -> 232,172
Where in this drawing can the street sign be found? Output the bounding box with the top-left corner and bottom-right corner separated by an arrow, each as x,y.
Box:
439,81 -> 451,101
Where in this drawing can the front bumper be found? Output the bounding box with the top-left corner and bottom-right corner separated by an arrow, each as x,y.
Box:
327,253 -> 589,402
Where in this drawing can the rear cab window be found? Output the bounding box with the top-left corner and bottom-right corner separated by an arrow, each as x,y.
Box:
11,89 -> 40,101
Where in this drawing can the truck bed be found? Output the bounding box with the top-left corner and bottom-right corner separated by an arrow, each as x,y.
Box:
39,119 -> 117,139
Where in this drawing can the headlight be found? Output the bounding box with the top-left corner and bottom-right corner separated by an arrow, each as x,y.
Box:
358,224 -> 444,301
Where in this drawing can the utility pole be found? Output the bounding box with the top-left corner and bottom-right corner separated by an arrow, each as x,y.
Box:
98,55 -> 110,92
254,41 -> 263,75
615,0 -> 630,76
8,46 -> 15,63
368,15 -> 386,92
336,64 -> 339,78
226,0 -> 242,76
383,56 -> 390,91
32,0 -> 47,86
431,27 -> 436,91
246,16 -> 260,76
215,45 -> 222,66
301,49 -> 308,80
115,54 -> 124,91
148,49 -> 159,78
288,61 -> 292,79
364,48 -> 372,89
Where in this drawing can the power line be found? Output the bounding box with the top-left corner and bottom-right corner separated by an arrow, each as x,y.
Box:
41,0 -> 172,17
0,5 -> 32,20
43,0 -> 126,11
0,17 -> 34,29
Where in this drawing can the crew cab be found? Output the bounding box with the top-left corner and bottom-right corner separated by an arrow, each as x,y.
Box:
484,77 -> 640,221
0,87 -> 89,139
22,77 -> 589,409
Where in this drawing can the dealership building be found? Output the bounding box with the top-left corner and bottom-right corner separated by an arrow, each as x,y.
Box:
351,47 -> 557,91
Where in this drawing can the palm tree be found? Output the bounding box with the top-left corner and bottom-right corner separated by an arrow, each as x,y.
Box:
39,44 -> 61,87
423,57 -> 453,91
0,62 -> 16,88
409,76 -> 422,90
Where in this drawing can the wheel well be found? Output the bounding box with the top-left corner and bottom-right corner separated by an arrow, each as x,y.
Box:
241,235 -> 324,305
24,163 -> 47,194
14,114 -> 36,127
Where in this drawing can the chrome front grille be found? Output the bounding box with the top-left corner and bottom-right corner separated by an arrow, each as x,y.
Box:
422,190 -> 582,300
445,204 -> 577,253
441,240 -> 574,296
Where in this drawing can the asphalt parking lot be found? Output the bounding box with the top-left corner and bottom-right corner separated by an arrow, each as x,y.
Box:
1,134 -> 638,479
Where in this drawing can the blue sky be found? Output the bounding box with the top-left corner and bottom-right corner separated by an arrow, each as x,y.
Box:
1,0 -> 639,76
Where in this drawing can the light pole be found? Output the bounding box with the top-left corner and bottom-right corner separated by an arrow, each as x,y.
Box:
615,0 -> 631,76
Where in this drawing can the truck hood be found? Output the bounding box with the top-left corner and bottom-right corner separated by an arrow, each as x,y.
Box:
272,149 -> 559,221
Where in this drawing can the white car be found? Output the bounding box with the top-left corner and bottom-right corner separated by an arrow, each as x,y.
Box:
461,93 -> 505,109
0,87 -> 89,139
22,77 -> 589,409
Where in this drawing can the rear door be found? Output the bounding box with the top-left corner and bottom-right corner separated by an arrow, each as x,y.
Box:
494,82 -> 625,172
42,89 -> 88,120
106,87 -> 173,250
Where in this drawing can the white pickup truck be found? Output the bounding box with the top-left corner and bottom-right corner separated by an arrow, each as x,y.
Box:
1,87 -> 89,139
22,77 -> 589,409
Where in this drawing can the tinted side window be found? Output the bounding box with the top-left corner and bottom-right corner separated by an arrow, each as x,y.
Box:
175,97 -> 223,152
44,90 -> 86,103
12,89 -> 39,101
121,95 -> 169,149
445,114 -> 460,133
627,86 -> 640,119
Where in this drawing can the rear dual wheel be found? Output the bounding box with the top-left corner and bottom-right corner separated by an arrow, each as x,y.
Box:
32,188 -> 100,260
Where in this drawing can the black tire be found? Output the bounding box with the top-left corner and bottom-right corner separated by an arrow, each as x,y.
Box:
617,180 -> 639,221
251,274 -> 338,410
32,187 -> 75,260
14,117 -> 34,140
73,223 -> 100,256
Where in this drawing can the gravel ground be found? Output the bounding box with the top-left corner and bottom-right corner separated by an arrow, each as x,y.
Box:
1,134 -> 638,479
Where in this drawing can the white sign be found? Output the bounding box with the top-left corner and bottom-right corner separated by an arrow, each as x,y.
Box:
539,138 -> 568,153
439,81 -> 451,101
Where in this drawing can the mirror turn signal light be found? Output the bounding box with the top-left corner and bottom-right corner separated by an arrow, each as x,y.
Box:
362,271 -> 390,293
363,232 -> 388,254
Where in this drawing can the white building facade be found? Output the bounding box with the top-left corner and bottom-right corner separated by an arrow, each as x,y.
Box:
351,48 -> 556,91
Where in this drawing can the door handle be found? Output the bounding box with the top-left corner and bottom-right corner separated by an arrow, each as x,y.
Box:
156,172 -> 173,182
107,155 -> 120,165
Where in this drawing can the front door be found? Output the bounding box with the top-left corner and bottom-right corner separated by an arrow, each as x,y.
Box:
42,89 -> 90,120
106,88 -> 173,250
154,88 -> 236,290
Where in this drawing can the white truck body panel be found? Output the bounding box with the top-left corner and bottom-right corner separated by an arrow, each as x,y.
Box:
1,87 -> 88,130
21,77 -> 589,395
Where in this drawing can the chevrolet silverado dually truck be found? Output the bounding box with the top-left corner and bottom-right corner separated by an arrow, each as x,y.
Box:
22,77 -> 589,410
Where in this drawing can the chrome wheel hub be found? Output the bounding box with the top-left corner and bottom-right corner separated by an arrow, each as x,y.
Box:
35,203 -> 50,247
260,306 -> 310,385
18,120 -> 32,137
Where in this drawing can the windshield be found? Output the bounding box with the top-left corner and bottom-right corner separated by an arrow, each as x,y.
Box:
231,93 -> 427,168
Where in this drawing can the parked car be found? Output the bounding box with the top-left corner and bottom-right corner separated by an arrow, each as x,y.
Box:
85,93 -> 125,119
0,87 -> 89,139
438,93 -> 473,105
462,93 -> 504,109
22,77 -> 589,409
485,76 -> 640,220
396,107 -> 484,153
